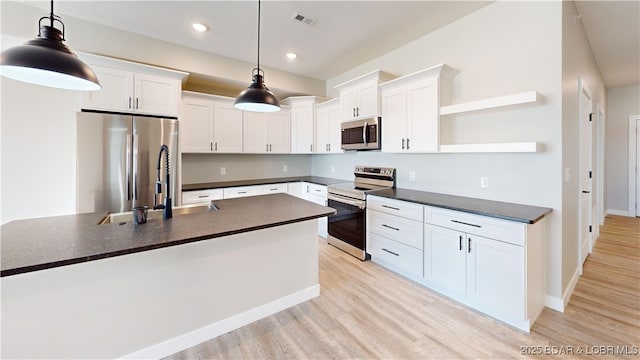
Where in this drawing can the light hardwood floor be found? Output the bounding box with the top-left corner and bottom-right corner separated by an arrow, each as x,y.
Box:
166,215 -> 639,359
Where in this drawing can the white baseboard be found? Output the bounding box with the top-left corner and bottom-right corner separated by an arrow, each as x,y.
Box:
120,285 -> 321,360
606,209 -> 631,217
545,266 -> 580,313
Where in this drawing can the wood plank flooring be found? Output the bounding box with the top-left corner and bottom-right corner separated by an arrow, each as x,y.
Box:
166,215 -> 639,359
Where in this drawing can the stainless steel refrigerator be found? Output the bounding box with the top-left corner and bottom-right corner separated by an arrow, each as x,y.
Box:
76,111 -> 179,214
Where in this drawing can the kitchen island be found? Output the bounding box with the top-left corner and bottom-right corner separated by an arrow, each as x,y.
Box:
1,194 -> 335,359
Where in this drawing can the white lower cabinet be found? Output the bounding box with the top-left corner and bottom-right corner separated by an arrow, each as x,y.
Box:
366,195 -> 544,332
182,189 -> 224,205
303,182 -> 328,238
223,185 -> 263,199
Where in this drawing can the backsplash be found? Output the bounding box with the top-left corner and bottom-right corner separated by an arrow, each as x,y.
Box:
181,154 -> 312,184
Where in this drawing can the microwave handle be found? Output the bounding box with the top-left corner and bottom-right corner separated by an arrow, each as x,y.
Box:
362,121 -> 368,146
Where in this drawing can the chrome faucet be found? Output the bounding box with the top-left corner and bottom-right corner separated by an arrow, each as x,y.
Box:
153,144 -> 172,219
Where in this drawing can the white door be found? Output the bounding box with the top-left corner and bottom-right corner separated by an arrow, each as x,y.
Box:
578,80 -> 593,270
637,119 -> 640,216
134,74 -> 180,117
269,109 -> 291,153
81,65 -> 133,112
243,112 -> 268,153
406,76 -> 438,152
381,85 -> 406,152
181,97 -> 213,153
357,79 -> 379,119
328,102 -> 343,153
315,106 -> 330,153
291,103 -> 314,153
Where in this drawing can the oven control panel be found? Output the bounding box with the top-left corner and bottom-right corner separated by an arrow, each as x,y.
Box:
354,166 -> 395,176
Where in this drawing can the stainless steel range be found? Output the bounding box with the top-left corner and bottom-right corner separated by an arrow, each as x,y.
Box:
327,166 -> 396,260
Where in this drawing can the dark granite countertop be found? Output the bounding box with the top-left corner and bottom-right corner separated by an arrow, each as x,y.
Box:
368,188 -> 552,224
1,194 -> 335,277
182,176 -> 348,191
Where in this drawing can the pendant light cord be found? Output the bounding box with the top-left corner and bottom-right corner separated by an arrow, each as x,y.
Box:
49,0 -> 54,28
256,0 -> 261,72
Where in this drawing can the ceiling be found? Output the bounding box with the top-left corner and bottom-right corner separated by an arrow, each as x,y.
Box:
15,1 -> 640,87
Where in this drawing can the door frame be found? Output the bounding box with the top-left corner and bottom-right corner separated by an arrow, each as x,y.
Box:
629,115 -> 640,216
578,77 -> 593,274
596,105 -> 605,228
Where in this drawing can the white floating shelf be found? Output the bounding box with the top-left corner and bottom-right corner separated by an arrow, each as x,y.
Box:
439,142 -> 543,153
440,91 -> 540,116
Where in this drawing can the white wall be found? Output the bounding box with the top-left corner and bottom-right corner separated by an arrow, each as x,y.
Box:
606,84 -> 640,214
316,1 -> 565,300
0,37 -> 80,224
560,0 -> 606,303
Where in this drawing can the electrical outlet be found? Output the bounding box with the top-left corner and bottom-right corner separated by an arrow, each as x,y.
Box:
409,171 -> 416,182
480,176 -> 489,188
330,166 -> 335,173
220,167 -> 226,176
283,164 -> 288,173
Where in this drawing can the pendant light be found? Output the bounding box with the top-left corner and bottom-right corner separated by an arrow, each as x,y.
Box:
0,0 -> 101,91
234,0 -> 280,112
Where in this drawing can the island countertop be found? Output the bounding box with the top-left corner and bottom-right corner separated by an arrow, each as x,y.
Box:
1,193 -> 335,277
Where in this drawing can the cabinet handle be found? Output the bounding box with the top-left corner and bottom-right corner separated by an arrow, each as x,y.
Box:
353,108 -> 356,117
451,219 -> 482,228
406,138 -> 410,150
136,97 -> 139,109
582,190 -> 591,193
266,144 -> 269,152
468,237 -> 472,253
128,97 -> 132,109
382,248 -> 399,256
310,144 -> 313,152
214,142 -> 218,151
198,195 -> 210,198
381,205 -> 400,211
459,235 -> 463,251
356,107 -> 359,117
402,138 -> 405,150
210,142 -> 213,151
382,224 -> 400,231
238,191 -> 247,194
328,144 -> 331,151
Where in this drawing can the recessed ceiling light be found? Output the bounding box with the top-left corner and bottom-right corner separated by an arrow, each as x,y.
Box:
191,22 -> 208,32
286,52 -> 298,60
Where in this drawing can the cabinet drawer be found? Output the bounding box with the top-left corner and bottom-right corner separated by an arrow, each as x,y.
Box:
424,206 -> 525,246
367,195 -> 423,221
367,210 -> 423,249
182,189 -> 223,205
307,183 -> 327,197
368,232 -> 423,277
261,183 -> 287,194
223,186 -> 261,199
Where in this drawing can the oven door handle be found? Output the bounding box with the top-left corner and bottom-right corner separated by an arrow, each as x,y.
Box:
328,194 -> 366,209
362,121 -> 368,146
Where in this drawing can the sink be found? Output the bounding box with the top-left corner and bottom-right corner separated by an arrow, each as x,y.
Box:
100,202 -> 218,224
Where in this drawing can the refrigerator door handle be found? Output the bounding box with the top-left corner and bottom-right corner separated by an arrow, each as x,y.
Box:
126,134 -> 132,200
132,133 -> 139,201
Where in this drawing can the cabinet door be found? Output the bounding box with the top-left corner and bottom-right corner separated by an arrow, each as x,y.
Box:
268,109 -> 291,153
291,103 -> 314,153
327,102 -> 343,153
287,182 -> 304,199
243,112 -> 268,153
356,79 -> 379,119
466,234 -> 525,320
82,65 -> 133,112
406,76 -> 439,152
423,224 -> 466,296
315,106 -> 330,153
181,96 -> 214,153
213,101 -> 243,153
134,73 -> 180,117
381,86 -> 407,152
340,86 -> 358,120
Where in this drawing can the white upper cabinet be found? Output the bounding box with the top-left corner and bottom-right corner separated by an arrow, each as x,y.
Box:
314,98 -> 343,154
380,64 -> 456,153
335,70 -> 394,121
180,92 -> 243,153
243,107 -> 291,153
282,96 -> 326,154
79,55 -> 187,117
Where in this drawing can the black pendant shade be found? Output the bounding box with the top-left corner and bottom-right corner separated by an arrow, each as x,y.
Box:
234,69 -> 280,112
234,0 -> 280,112
0,0 -> 100,91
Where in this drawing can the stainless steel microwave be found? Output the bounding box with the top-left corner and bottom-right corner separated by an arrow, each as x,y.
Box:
340,117 -> 381,151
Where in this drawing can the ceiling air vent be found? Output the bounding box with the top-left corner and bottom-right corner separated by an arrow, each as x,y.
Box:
290,12 -> 316,26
